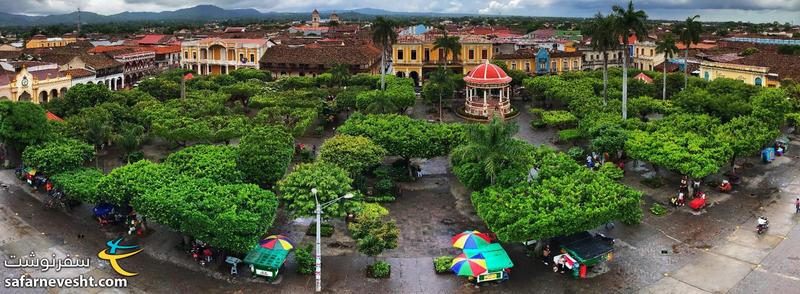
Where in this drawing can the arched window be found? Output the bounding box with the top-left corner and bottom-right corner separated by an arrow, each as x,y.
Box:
755,77 -> 763,86
704,71 -> 709,81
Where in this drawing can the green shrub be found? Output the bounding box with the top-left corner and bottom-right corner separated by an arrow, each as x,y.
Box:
369,261 -> 391,278
650,203 -> 668,216
567,146 -> 584,161
541,110 -> 578,128
306,222 -> 334,237
375,178 -> 395,195
529,107 -> 545,115
530,119 -> 547,129
598,162 -> 624,180
315,126 -> 324,137
124,151 -> 145,163
365,195 -> 396,203
433,256 -> 454,274
294,244 -> 315,274
557,129 -> 581,142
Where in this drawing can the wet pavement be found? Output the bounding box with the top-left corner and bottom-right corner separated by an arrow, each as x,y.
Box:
1,100 -> 799,293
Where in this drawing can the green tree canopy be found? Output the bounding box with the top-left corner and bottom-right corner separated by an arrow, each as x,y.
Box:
237,126 -> 294,187
337,113 -> 465,161
318,134 -> 387,176
230,68 -> 271,82
134,177 -> 279,253
164,145 -> 243,184
472,148 -> 642,242
278,162 -> 354,219
50,168 -> 104,203
21,139 -> 94,175
96,160 -> 176,205
46,83 -> 115,117
0,101 -> 51,150
137,77 -> 180,101
66,107 -> 114,148
715,116 -> 779,168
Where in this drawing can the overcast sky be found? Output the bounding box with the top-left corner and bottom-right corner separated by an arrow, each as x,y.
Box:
5,0 -> 800,24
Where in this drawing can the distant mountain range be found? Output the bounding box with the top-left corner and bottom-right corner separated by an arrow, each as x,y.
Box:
0,5 -> 481,27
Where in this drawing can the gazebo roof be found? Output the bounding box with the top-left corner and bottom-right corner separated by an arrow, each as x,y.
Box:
464,61 -> 512,85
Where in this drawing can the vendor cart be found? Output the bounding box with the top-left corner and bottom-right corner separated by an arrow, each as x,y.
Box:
464,243 -> 514,284
551,231 -> 614,278
243,246 -> 288,282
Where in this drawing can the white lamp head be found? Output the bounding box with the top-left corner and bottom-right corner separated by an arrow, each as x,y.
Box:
343,193 -> 354,199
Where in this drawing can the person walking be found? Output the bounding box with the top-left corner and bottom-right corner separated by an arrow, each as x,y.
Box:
795,198 -> 800,214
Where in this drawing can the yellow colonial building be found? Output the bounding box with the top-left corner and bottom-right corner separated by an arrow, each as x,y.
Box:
699,61 -> 779,87
392,35 -> 493,85
632,41 -> 664,71
25,34 -> 77,49
0,61 -> 73,103
180,38 -> 275,75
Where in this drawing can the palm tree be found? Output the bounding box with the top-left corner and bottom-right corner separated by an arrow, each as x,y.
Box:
328,63 -> 350,87
613,0 -> 648,120
371,17 -> 398,90
450,117 -> 523,185
655,33 -> 679,100
586,12 -> 619,105
433,31 -> 462,65
364,92 -> 398,114
677,15 -> 702,89
429,66 -> 454,122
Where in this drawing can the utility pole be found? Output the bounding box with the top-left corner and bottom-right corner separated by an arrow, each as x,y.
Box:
311,189 -> 353,292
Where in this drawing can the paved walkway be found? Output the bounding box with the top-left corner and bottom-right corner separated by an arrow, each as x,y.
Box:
640,149 -> 800,293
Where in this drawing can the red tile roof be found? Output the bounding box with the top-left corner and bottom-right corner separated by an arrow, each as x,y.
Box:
63,68 -> 95,78
260,43 -> 380,67
151,45 -> 181,54
464,62 -> 512,84
46,111 -> 65,122
138,34 -> 169,45
634,72 -> 653,84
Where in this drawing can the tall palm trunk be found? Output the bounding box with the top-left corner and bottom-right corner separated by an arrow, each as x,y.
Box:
622,43 -> 629,120
380,43 -> 387,90
602,52 -> 608,105
438,91 -> 443,122
662,55 -> 667,100
683,48 -> 689,89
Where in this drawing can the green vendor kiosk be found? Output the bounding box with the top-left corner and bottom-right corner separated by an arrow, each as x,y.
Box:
464,243 -> 514,283
243,246 -> 289,282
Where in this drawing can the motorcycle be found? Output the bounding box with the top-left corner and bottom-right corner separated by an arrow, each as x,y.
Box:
595,233 -> 615,246
756,218 -> 769,235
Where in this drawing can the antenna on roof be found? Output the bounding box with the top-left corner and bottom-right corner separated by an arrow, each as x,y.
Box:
77,7 -> 81,36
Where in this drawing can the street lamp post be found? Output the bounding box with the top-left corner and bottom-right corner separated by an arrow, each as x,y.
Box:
312,188 -> 353,292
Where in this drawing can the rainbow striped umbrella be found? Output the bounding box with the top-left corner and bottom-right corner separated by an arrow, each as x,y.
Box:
451,230 -> 491,249
450,252 -> 488,276
259,235 -> 295,250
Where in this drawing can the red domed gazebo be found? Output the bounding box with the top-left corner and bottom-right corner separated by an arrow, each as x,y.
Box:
463,61 -> 513,120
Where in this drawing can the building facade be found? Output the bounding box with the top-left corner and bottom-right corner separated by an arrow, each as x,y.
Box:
0,61 -> 72,103
180,38 -> 273,75
392,35 -> 493,85
579,47 -> 624,71
25,34 -> 77,49
631,41 -> 664,71
699,61 -> 779,87
495,47 -> 582,75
